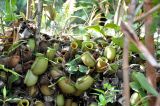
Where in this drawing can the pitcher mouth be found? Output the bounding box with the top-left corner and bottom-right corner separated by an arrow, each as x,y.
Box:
18,99 -> 29,106
85,43 -> 93,49
71,42 -> 78,49
55,57 -> 64,63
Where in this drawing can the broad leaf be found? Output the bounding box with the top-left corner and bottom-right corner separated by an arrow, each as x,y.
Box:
132,72 -> 159,96
79,65 -> 88,73
99,94 -> 107,105
3,86 -> 7,99
130,81 -> 142,92
104,23 -> 120,31
112,37 -> 139,53
86,25 -> 105,36
67,65 -> 78,74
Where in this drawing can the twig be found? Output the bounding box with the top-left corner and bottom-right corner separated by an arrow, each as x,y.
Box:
122,38 -> 130,106
121,22 -> 160,68
114,0 -> 122,25
134,3 -> 160,22
26,0 -> 32,20
35,0 -> 43,49
122,0 -> 137,106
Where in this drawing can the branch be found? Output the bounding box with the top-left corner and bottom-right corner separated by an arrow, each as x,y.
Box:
26,0 -> 32,20
144,0 -> 157,105
122,0 -> 137,106
121,21 -> 160,68
134,3 -> 160,22
35,0 -> 43,48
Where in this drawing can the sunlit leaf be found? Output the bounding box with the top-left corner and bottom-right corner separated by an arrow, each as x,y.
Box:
79,65 -> 88,73
5,98 -> 21,103
104,23 -> 120,31
99,94 -> 107,105
3,86 -> 7,99
103,83 -> 113,90
86,25 -> 105,36
94,89 -> 105,94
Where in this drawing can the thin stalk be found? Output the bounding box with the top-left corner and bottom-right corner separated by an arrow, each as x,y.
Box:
122,38 -> 130,106
114,0 -> 122,25
26,0 -> 32,20
134,3 -> 160,22
35,0 -> 43,49
144,0 -> 157,105
122,0 -> 137,106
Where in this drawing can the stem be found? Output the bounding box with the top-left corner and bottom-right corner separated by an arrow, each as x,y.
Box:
134,3 -> 160,22
35,0 -> 43,49
144,0 -> 157,105
121,22 -> 160,68
26,0 -> 32,20
114,0 -> 122,25
122,0 -> 137,106
123,37 -> 130,106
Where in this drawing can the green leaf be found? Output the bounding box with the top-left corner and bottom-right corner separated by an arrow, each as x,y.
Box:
78,65 -> 88,73
86,25 -> 105,36
0,64 -> 21,77
151,13 -> 160,33
112,37 -> 139,53
130,81 -> 142,92
99,94 -> 107,105
94,89 -> 105,94
66,60 -> 77,66
11,0 -> 17,11
132,72 -> 159,96
3,86 -> 7,99
109,63 -> 119,72
4,0 -> 18,21
8,74 -> 19,86
5,0 -> 10,14
8,40 -> 27,54
66,55 -> 81,66
5,98 -> 21,103
104,23 -> 120,31
0,64 -> 5,69
67,65 -> 78,74
153,0 -> 160,4
103,83 -> 112,90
